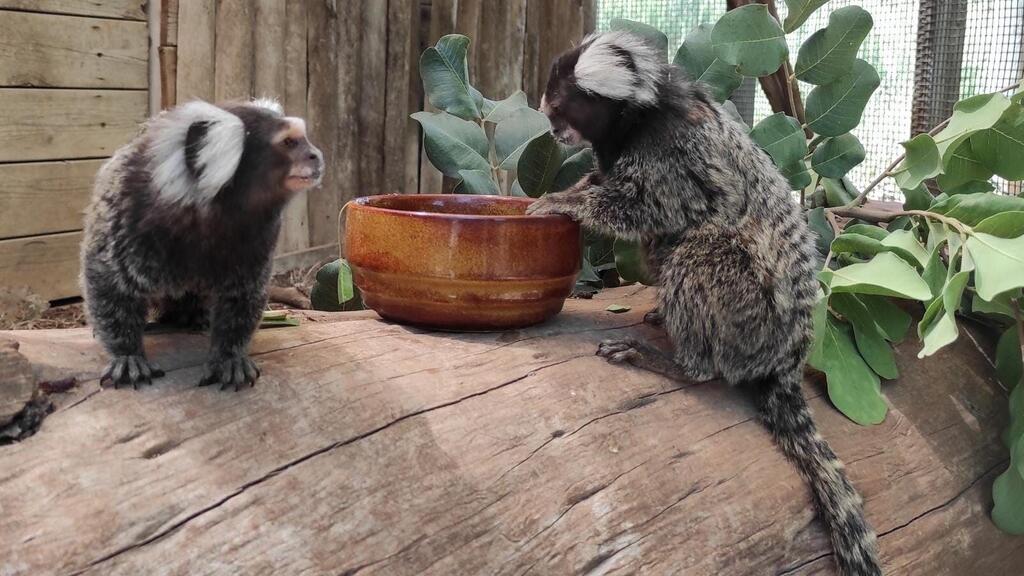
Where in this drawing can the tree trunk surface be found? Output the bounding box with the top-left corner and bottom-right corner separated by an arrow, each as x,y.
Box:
0,286 -> 1020,575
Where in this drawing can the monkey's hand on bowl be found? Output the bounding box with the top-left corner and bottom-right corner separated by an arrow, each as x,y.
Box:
199,354 -> 261,391
524,191 -> 584,220
100,355 -> 165,389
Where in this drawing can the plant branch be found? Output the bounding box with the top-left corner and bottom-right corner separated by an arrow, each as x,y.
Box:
827,206 -> 973,235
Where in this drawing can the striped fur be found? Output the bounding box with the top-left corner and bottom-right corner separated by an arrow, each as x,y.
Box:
528,31 -> 881,576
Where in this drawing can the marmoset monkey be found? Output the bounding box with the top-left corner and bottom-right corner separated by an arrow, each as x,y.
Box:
527,32 -> 881,576
81,99 -> 323,390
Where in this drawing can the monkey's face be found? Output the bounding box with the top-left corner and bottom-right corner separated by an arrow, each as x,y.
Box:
541,53 -> 621,147
271,118 -> 324,193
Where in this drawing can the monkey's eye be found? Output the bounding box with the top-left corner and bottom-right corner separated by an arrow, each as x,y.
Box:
282,137 -> 298,149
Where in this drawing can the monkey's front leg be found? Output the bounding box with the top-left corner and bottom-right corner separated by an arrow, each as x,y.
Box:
200,282 -> 266,391
84,270 -> 165,388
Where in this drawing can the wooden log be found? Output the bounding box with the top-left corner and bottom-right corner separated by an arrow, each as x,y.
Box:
0,337 -> 36,426
0,287 -> 1021,574
0,159 -> 101,239
176,0 -> 215,102
0,0 -> 145,20
0,89 -> 148,162
0,231 -> 81,301
0,10 -> 148,89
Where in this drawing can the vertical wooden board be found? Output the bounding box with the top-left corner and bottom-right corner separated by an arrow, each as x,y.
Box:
161,0 -> 180,46
306,0 -> 340,247
0,89 -> 148,162
214,0 -> 255,101
403,0 -> 424,195
159,46 -> 178,109
0,160 -> 103,239
0,232 -> 82,301
359,0 -> 387,194
176,0 -> 215,102
383,0 -> 420,196
524,0 -> 586,106
453,0 -> 482,79
0,11 -> 148,89
473,0 -> 527,99
0,1 -> 146,20
278,0 -> 310,255
419,0 -> 456,194
253,0 -> 286,101
334,0 -> 363,211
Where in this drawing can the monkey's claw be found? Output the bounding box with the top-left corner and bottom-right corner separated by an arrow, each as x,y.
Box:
199,355 -> 261,391
596,339 -> 643,364
101,355 -> 165,389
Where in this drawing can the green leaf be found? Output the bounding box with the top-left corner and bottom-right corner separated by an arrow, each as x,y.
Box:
551,148 -> 595,193
720,100 -> 747,127
674,23 -> 743,102
1005,377 -> 1024,450
578,255 -> 601,284
483,90 -> 529,124
783,0 -> 830,33
922,243 -> 948,299
516,132 -> 562,198
310,259 -> 360,312
805,59 -> 880,137
711,4 -> 789,77
992,434 -> 1024,535
859,294 -> 912,343
823,252 -> 932,300
996,326 -> 1023,392
411,111 -> 490,177
338,259 -> 354,304
930,192 -> 1024,226
967,233 -> 1024,301
970,103 -> 1024,180
420,34 -> 479,120
893,133 -> 942,190
822,177 -> 856,207
614,238 -> 656,285
494,107 -> 551,169
807,207 -> 835,257
975,212 -> 1024,238
831,293 -> 899,379
831,233 -> 921,269
510,179 -> 526,197
937,139 -> 993,191
750,113 -> 808,169
610,19 -> 669,60
933,93 -> 1013,165
606,304 -> 632,313
260,315 -> 300,329
809,302 -> 888,425
881,229 -> 929,267
901,184 -> 934,211
943,180 -> 996,196
917,270 -> 970,357
781,159 -> 812,190
971,290 -> 1019,320
844,224 -> 889,241
794,6 -> 873,84
455,169 -> 500,195
811,134 -> 865,179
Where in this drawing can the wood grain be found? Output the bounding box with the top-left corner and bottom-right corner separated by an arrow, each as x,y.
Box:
305,0 -> 341,248
0,10 -> 147,89
0,159 -> 101,239
175,0 -> 215,102
0,231 -> 81,300
160,0 -> 179,46
358,0 -> 387,195
0,287 -> 1020,574
0,89 -> 147,162
214,0 -> 255,101
277,0 -> 311,255
0,0 -> 145,20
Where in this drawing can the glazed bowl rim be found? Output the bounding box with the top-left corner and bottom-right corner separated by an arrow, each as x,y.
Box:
347,194 -> 571,223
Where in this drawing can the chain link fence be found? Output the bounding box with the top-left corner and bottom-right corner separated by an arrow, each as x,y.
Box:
597,0 -> 1024,200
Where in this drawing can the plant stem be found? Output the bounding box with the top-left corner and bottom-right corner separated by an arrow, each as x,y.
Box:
827,206 -> 973,235
1013,298 -> 1024,386
846,79 -> 1024,209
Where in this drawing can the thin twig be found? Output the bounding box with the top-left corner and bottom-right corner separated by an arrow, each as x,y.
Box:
1013,298 -> 1024,388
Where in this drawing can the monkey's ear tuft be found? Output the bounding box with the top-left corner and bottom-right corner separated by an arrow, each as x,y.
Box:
574,31 -> 663,105
148,100 -> 245,206
251,97 -> 284,116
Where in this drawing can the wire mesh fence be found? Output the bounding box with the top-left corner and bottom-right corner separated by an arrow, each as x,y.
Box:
596,0 -> 1024,200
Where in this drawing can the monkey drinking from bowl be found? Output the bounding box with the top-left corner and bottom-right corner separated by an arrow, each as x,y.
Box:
526,32 -> 881,576
80,99 -> 323,390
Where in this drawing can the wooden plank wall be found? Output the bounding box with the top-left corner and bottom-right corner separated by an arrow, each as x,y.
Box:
0,2 -> 149,301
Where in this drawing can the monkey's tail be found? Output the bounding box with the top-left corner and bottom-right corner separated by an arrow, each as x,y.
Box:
753,370 -> 882,576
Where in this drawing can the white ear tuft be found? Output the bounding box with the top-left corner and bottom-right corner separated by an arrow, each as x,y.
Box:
147,100 -> 245,207
574,31 -> 663,105
251,97 -> 284,116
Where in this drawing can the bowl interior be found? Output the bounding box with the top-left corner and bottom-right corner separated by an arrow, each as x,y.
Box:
353,194 -> 533,218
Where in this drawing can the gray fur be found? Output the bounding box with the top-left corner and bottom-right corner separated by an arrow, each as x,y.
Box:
80,99 -> 323,391
528,32 -> 881,576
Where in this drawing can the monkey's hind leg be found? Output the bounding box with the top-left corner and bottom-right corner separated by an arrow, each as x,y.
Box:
84,270 -> 165,388
596,338 -> 712,383
200,282 -> 266,391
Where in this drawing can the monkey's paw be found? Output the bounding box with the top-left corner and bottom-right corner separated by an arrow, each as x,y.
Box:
525,195 -> 573,217
199,354 -> 261,391
101,355 -> 165,389
643,309 -> 664,326
596,338 -> 643,364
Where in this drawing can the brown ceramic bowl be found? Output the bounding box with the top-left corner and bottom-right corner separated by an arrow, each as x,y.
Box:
343,194 -> 580,331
